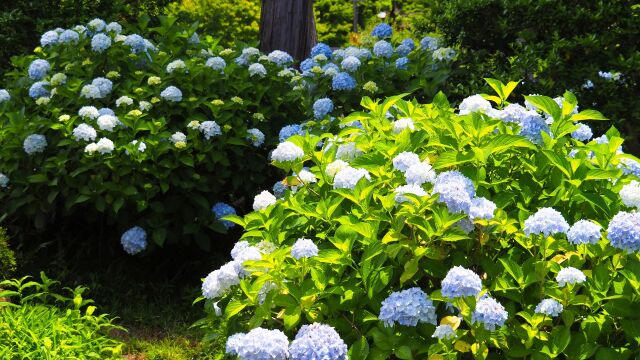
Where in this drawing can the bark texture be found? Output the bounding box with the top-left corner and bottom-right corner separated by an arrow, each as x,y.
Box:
259,0 -> 317,61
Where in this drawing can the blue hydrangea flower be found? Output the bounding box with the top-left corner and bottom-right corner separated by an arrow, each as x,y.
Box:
226,328 -> 289,360
333,167 -> 370,190
246,128 -> 265,147
291,238 -> 319,259
160,86 -> 182,102
29,81 -> 50,99
199,120 -> 221,140
313,98 -> 334,119
556,267 -> 586,287
371,23 -> 393,38
433,47 -> 457,62
249,63 -> 267,77
59,29 -> 79,44
289,323 -> 347,360
395,44 -> 412,57
322,63 -> 339,77
618,158 -> 640,178
0,89 -> 10,103
395,57 -> 409,70
523,207 -> 570,237
120,226 -> 147,255
273,181 -> 288,198
433,171 -> 476,214
98,107 -> 115,116
606,211 -> 640,252
340,56 -> 361,72
331,72 -> 356,91
373,40 -> 393,58
420,36 -> 440,51
124,34 -> 147,53
520,114 -> 551,145
311,43 -> 333,59
72,123 -> 97,142
400,38 -> 415,50
567,220 -> 602,245
535,299 -> 563,317
206,57 -> 226,72
267,50 -> 293,66
300,58 -> 319,72
91,33 -> 112,53
432,325 -> 456,340
469,197 -> 497,220
28,59 -> 50,80
90,77 -> 113,98
441,266 -> 482,298
212,202 -> 236,229
392,152 -> 420,172
571,123 -> 593,142
379,287 -> 437,327
23,134 -> 47,155
0,173 -> 8,188
472,296 -> 508,330
40,30 -> 59,46
106,22 -> 122,34
279,124 -> 305,142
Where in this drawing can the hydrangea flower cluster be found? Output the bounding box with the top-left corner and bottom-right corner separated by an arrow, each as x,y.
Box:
28,81 -> 50,99
291,238 -> 319,259
253,190 -> 277,211
0,89 -> 10,103
267,50 -> 293,67
97,115 -> 118,131
556,267 -> 586,287
0,173 -> 9,188
72,123 -> 98,142
199,121 -> 221,140
567,220 -> 601,245
341,56 -> 361,72
311,43 -> 333,59
334,142 -> 362,161
392,117 -> 415,133
166,59 -> 187,73
432,325 -> 456,340
279,124 -> 305,142
620,181 -> 640,208
211,202 -> 236,229
405,162 -> 436,185
332,72 -> 356,91
226,328 -> 289,360
606,211 -> 640,252
313,98 -> 334,119
534,298 -> 563,317
371,23 -> 393,38
373,40 -> 394,58
23,134 -> 47,155
160,86 -> 182,102
523,208 -> 570,237
120,226 -> 147,255
433,171 -> 476,214
392,152 -> 420,172
206,57 -> 226,72
91,33 -> 111,52
379,288 -> 437,327
249,63 -> 267,77
459,95 -> 492,115
28,59 -> 50,80
246,128 -> 265,147
289,323 -> 348,360
202,261 -> 242,299
271,141 -> 305,162
571,123 -> 593,141
469,197 -> 497,220
333,167 -> 370,190
441,266 -> 482,298
394,184 -> 427,203
472,296 -> 508,330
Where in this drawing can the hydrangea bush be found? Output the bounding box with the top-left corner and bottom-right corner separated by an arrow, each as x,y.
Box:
196,80 -> 640,359
0,18 -> 454,251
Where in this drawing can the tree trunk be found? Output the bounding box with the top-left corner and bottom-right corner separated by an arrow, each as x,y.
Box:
259,0 -> 317,61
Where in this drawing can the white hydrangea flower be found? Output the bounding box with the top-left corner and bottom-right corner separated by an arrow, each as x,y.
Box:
393,152 -> 421,172
72,123 -> 97,142
335,142 -> 363,161
199,120 -> 222,140
392,117 -> 415,133
405,162 -> 436,185
459,95 -> 492,115
171,132 -> 187,144
271,141 -> 304,162
78,106 -> 100,119
96,138 -> 115,154
326,159 -> 350,178
253,190 -> 277,211
166,59 -> 187,73
620,180 -> 640,209
116,96 -> 134,107
97,115 -> 118,132
394,184 -> 427,203
333,167 -> 370,189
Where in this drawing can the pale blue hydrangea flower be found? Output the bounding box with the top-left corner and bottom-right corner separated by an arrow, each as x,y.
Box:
289,323 -> 347,360
394,184 -> 427,203
433,47 -> 456,62
455,218 -> 475,234
29,81 -> 50,99
395,57 -> 409,70
332,72 -> 356,91
124,34 -> 147,53
432,325 -> 456,340
535,299 -> 563,317
23,134 -> 47,154
373,40 -> 393,58
523,207 -> 569,237
253,190 -> 277,211
313,98 -> 334,119
249,63 -> 267,77
267,50 -> 293,66
472,296 -> 508,330
160,86 -> 182,102
392,117 -> 415,133
202,261 -> 241,299
279,124 -> 305,142
139,101 -> 152,112
80,84 -> 101,99
91,77 -> 112,97
59,29 -> 79,44
396,44 -> 412,57
556,267 -> 586,287
441,266 -> 482,298
520,114 -> 551,145
606,211 -> 640,252
405,162 -> 436,185
0,173 -> 8,188
79,106 -> 99,119
433,171 -> 476,214
40,30 -> 59,46
379,287 -> 437,327
98,107 -> 115,116
199,120 -> 221,140
120,226 -> 147,255
0,89 -> 10,103
291,238 -> 319,259
271,141 -> 304,162
340,56 -> 361,72
166,59 -> 186,73
50,73 -> 67,86
567,220 -> 602,245
583,80 -> 594,89
335,142 -> 363,161
469,197 -> 497,220
257,281 -> 278,304
226,328 -> 289,360
401,38 -> 415,50
492,103 -> 533,124
106,22 -> 122,34
333,167 -> 370,190
28,59 -> 50,80
393,152 -> 421,172
620,180 -> 640,208
273,181 -> 288,198
206,57 -> 226,72
188,32 -> 200,44
72,123 -> 97,142
88,18 -> 106,32
246,128 -> 265,147
571,123 -> 593,142
311,43 -> 333,59
459,95 -> 492,115
212,202 -> 236,229
420,36 -> 440,51
91,33 -> 111,53
618,158 -> 640,178
371,23 -> 393,38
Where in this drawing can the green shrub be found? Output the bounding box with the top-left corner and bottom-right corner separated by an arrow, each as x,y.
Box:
0,18 -> 454,252
196,81 -> 640,359
0,228 -> 16,280
0,272 -> 124,358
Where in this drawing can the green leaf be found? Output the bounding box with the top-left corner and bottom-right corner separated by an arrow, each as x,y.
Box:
27,174 -> 49,183
224,299 -> 246,319
571,110 -> 608,121
348,336 -> 370,360
400,257 -> 420,284
393,345 -> 413,360
484,78 -> 505,99
524,95 -> 561,122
